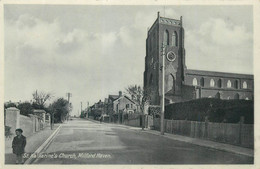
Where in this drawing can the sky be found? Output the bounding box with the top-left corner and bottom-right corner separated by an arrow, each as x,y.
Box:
4,5 -> 253,116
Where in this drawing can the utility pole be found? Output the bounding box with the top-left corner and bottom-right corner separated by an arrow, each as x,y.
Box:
81,102 -> 82,116
160,43 -> 166,135
66,93 -> 72,103
66,93 -> 72,120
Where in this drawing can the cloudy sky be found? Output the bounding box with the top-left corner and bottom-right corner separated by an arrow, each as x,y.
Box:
4,5 -> 253,115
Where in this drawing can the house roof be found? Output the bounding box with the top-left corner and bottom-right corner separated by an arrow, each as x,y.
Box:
114,95 -> 136,104
33,109 -> 46,113
109,95 -> 119,101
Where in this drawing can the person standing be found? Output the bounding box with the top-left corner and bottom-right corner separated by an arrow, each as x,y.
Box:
12,128 -> 26,164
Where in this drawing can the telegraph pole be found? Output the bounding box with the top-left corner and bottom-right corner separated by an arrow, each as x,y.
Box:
81,102 -> 82,116
160,43 -> 166,135
66,92 -> 72,120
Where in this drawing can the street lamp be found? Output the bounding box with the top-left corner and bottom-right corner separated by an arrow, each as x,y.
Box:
160,42 -> 166,135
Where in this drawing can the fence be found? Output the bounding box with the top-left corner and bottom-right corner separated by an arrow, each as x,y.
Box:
123,113 -> 141,127
153,118 -> 253,149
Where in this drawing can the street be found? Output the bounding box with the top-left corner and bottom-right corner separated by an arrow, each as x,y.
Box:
33,118 -> 253,164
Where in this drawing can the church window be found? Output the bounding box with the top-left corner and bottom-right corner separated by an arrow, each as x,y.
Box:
243,81 -> 247,89
216,92 -> 221,99
192,78 -> 198,86
234,93 -> 239,100
172,31 -> 178,46
149,74 -> 153,85
217,79 -> 222,88
227,80 -> 232,88
210,79 -> 215,87
200,77 -> 204,87
153,33 -> 156,49
235,80 -> 239,89
164,30 -> 169,45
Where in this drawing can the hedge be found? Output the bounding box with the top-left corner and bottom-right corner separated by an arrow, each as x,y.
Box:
165,98 -> 254,124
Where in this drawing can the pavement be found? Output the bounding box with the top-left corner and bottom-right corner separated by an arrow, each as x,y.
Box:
32,118 -> 253,164
97,120 -> 254,158
5,124 -> 59,164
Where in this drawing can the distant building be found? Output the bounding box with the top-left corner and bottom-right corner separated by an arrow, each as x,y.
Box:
113,95 -> 137,114
143,12 -> 254,105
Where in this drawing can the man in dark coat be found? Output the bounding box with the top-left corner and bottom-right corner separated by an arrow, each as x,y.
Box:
12,128 -> 26,164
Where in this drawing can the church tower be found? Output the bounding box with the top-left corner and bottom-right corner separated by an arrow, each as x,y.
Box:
144,12 -> 187,105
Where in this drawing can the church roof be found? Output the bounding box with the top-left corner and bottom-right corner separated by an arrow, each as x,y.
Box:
186,69 -> 253,80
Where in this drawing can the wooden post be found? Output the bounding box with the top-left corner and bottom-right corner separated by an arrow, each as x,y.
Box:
239,116 -> 244,145
205,116 -> 208,139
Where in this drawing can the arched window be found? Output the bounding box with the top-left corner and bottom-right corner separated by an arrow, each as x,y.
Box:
217,79 -> 222,88
216,92 -> 221,99
243,81 -> 247,89
192,78 -> 198,86
166,74 -> 175,94
149,74 -> 153,85
172,31 -> 178,46
235,80 -> 239,89
164,30 -> 169,45
210,79 -> 215,87
200,77 -> 204,87
227,80 -> 232,88
234,93 -> 239,100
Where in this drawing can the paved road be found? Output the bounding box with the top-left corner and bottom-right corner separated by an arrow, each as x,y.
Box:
33,118 -> 253,164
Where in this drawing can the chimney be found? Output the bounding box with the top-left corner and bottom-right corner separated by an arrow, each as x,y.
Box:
119,91 -> 122,97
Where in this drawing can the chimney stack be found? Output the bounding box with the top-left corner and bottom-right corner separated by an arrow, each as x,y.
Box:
119,91 -> 122,97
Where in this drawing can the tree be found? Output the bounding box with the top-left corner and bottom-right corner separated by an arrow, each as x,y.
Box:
125,85 -> 146,113
4,102 -> 17,109
17,102 -> 33,116
49,98 -> 70,123
32,90 -> 53,108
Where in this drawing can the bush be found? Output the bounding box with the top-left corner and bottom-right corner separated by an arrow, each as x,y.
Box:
5,126 -> 12,137
165,98 -> 253,124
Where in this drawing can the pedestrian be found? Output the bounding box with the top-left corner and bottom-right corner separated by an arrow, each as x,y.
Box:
12,128 -> 26,164
100,116 -> 102,123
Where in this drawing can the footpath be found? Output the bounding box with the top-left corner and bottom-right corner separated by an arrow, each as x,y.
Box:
87,118 -> 254,158
5,125 -> 59,164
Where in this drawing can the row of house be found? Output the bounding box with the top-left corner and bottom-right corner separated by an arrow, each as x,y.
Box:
86,91 -> 140,123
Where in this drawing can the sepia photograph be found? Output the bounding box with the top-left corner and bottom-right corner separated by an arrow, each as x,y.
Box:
2,2 -> 257,167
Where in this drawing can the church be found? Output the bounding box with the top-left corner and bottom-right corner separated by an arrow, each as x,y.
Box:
143,12 -> 254,105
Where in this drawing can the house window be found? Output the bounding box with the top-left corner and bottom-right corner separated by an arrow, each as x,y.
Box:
131,104 -> 133,108
210,79 -> 215,87
227,80 -> 232,88
172,31 -> 178,46
192,78 -> 198,86
164,30 -> 169,45
243,81 -> 248,89
200,77 -> 204,87
126,104 -> 129,109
